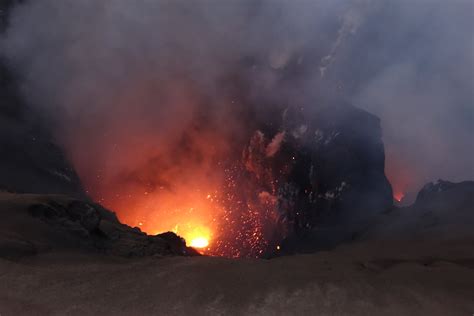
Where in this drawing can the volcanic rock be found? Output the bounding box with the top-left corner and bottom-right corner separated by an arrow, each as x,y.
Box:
1,2 -> 84,197
240,102 -> 393,254
415,179 -> 471,203
0,192 -> 198,259
0,60 -> 85,197
360,180 -> 474,242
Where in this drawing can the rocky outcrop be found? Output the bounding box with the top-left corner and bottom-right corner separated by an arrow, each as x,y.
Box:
415,180 -> 473,203
360,180 -> 474,242
235,102 -> 393,255
0,193 -> 198,259
292,102 -> 393,224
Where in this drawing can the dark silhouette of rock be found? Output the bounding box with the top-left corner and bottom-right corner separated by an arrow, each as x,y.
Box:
1,1 -> 84,197
239,102 -> 393,255
0,60 -> 85,197
415,179 -> 473,203
0,193 -> 198,259
360,180 -> 474,242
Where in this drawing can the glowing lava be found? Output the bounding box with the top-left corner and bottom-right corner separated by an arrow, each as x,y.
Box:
394,192 -> 405,202
189,237 -> 209,248
177,225 -> 212,250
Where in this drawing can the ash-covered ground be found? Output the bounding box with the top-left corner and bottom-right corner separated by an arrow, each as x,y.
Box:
1,242 -> 473,316
0,181 -> 473,315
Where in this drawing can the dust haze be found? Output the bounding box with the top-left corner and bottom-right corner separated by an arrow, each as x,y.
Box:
1,0 -> 472,207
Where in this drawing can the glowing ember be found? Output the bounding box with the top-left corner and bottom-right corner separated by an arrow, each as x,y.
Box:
179,226 -> 212,250
189,237 -> 209,249
385,150 -> 416,204
394,192 -> 405,202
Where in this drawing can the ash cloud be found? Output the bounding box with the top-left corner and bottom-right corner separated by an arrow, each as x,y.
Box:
350,1 -> 474,200
1,0 -> 473,205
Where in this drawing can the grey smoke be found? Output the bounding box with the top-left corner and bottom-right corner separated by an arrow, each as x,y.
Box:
1,0 -> 473,202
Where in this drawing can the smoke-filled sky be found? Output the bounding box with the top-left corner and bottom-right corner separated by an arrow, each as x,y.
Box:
1,0 -> 473,210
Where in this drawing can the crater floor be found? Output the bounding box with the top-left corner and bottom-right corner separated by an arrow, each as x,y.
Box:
1,240 -> 473,315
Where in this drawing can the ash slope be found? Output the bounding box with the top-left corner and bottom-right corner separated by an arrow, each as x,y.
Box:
1,246 -> 473,316
0,181 -> 473,315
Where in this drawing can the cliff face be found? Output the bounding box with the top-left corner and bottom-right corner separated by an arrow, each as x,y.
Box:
0,61 -> 85,197
1,1 -> 84,196
305,103 -> 393,223
239,102 -> 394,254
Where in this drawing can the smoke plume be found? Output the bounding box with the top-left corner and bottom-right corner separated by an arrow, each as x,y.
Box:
1,0 -> 473,251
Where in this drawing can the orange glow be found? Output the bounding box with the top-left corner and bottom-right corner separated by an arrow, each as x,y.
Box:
393,192 -> 405,202
189,237 -> 209,249
177,225 -> 211,249
384,147 -> 417,204
67,79 -> 283,258
114,188 -> 220,252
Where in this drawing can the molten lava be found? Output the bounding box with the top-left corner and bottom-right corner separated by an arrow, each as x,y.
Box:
189,237 -> 209,249
393,192 -> 405,202
176,225 -> 211,250
107,187 -> 221,254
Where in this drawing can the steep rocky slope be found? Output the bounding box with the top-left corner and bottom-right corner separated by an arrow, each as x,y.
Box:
1,2 -> 84,196
243,102 -> 393,254
0,192 -> 197,259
